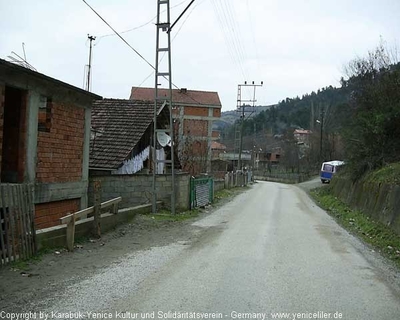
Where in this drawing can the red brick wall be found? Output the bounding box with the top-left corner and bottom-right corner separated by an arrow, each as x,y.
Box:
184,106 -> 209,117
190,140 -> 208,156
183,119 -> 208,136
213,108 -> 220,117
36,102 -> 84,183
0,84 -> 4,175
35,199 -> 80,229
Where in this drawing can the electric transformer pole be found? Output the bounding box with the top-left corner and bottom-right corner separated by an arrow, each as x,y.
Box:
152,0 -> 195,214
236,81 -> 263,170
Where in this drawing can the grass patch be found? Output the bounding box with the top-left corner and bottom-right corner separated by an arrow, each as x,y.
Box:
9,246 -> 54,270
363,162 -> 400,185
146,186 -> 249,222
10,259 -> 30,271
214,189 -> 234,200
311,187 -> 400,268
214,186 -> 249,201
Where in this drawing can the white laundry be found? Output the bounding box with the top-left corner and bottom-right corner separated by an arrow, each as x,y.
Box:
114,146 -> 150,174
156,148 -> 165,174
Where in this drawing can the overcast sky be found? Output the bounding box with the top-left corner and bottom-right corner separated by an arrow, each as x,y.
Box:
1,0 -> 400,111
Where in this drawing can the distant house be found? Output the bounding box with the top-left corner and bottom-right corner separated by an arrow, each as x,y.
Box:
219,151 -> 252,171
211,141 -> 228,178
211,141 -> 227,160
89,99 -> 171,175
130,87 -> 222,175
254,149 -> 282,171
294,129 -> 312,146
0,59 -> 101,229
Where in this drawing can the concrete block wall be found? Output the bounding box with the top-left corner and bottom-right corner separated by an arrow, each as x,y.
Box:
331,177 -> 400,235
88,173 -> 190,211
214,179 -> 225,192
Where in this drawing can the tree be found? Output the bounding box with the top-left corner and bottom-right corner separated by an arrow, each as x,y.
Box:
342,43 -> 400,179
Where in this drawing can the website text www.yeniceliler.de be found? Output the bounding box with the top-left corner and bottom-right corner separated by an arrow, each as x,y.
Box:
0,310 -> 344,320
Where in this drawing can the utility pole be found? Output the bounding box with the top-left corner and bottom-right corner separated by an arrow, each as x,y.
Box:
86,35 -> 96,91
310,100 -> 314,131
152,0 -> 195,214
236,81 -> 263,170
319,105 -> 324,162
253,121 -> 256,169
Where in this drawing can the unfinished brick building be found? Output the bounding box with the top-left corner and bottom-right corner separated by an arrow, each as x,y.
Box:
0,59 -> 101,229
130,87 -> 222,175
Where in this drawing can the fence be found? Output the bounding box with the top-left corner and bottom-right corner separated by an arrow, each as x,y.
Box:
254,171 -> 311,183
224,171 -> 252,189
190,177 -> 214,209
0,184 -> 36,266
60,196 -> 121,251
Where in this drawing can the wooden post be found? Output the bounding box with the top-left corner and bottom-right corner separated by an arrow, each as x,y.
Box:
16,185 -> 28,260
66,213 -> 75,252
4,186 -> 17,263
112,202 -> 118,215
92,180 -> 101,238
28,184 -> 37,253
0,185 -> 8,266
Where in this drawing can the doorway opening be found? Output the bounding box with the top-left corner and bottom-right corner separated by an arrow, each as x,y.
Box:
1,86 -> 27,183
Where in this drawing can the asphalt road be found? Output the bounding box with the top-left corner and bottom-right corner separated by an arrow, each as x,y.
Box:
42,181 -> 400,319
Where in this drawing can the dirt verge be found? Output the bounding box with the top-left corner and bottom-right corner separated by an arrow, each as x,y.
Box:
0,187 -> 246,312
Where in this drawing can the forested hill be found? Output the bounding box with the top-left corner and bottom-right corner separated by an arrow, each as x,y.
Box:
214,104 -> 276,131
221,84 -> 351,140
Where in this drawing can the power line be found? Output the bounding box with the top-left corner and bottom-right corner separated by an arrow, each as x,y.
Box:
82,0 -> 155,71
216,0 -> 246,78
211,0 -> 249,82
210,0 -> 240,73
131,0 -> 200,96
246,0 -> 260,71
95,0 -> 191,44
82,0 -> 211,107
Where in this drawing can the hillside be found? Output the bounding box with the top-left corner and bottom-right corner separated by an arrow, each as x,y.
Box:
213,104 -> 276,131
219,84 -> 350,141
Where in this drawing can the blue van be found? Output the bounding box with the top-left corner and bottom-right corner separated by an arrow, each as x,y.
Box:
320,160 -> 344,183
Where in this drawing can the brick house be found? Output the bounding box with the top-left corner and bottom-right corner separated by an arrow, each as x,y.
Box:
130,87 -> 222,175
0,59 -> 101,229
211,141 -> 228,178
88,99 -> 191,210
294,129 -> 312,147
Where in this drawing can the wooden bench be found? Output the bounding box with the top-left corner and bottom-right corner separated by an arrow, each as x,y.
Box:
60,197 -> 122,251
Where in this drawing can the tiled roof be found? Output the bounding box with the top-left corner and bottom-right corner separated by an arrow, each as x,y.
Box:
130,87 -> 222,107
294,129 -> 312,134
90,99 -> 165,170
211,141 -> 227,150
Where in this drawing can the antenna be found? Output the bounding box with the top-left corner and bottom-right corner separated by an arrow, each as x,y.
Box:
86,35 -> 96,91
22,42 -> 27,62
6,44 -> 36,71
